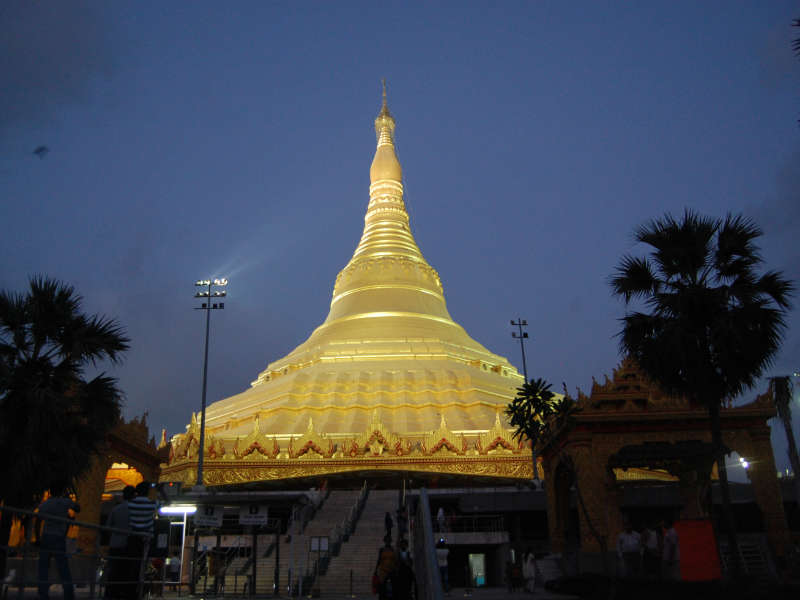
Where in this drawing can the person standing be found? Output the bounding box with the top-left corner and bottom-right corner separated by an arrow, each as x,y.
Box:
37,483 -> 80,600
166,551 -> 181,591
616,522 -> 641,578
393,540 -> 415,600
661,520 -> 680,581
522,548 -> 536,593
436,508 -> 446,533
384,512 -> 394,542
374,540 -> 397,600
642,522 -> 661,579
106,486 -> 135,599
127,482 -> 157,599
435,540 -> 449,593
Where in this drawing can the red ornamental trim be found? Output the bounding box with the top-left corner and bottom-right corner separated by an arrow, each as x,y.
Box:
430,437 -> 462,455
348,441 -> 360,457
293,440 -> 325,458
241,442 -> 270,458
367,431 -> 388,446
484,437 -> 513,454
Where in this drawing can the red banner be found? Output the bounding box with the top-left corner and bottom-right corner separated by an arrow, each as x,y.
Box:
674,519 -> 721,581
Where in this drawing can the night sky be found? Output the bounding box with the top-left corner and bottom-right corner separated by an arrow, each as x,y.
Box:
2,1 -> 798,479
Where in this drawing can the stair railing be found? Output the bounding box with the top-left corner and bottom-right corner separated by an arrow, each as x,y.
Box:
330,481 -> 369,556
413,488 -> 444,600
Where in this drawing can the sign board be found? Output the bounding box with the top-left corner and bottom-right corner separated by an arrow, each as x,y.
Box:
239,504 -> 268,525
194,505 -> 224,527
310,537 -> 328,552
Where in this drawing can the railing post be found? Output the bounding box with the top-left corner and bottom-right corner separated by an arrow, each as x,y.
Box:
89,527 -> 101,600
251,526 -> 257,597
16,521 -> 29,600
191,531 -> 199,595
135,537 -> 150,600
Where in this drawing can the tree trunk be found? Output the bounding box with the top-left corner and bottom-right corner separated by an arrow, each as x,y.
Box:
531,445 -> 539,482
0,508 -> 12,583
709,403 -> 742,579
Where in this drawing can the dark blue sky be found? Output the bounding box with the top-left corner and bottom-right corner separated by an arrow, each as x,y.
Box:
1,1 -> 798,478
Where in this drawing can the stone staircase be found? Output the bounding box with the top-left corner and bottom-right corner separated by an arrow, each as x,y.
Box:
194,488 -> 393,596
245,489 -> 363,595
315,490 -> 399,596
718,534 -> 776,585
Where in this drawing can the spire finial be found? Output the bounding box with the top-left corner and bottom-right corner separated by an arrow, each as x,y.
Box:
379,78 -> 391,118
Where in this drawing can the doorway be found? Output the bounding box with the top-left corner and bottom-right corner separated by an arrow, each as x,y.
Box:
467,554 -> 486,587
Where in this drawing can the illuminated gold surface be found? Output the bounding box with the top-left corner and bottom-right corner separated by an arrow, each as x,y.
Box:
164,86 -> 525,484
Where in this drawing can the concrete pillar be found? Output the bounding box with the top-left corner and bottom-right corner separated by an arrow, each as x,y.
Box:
74,454 -> 112,552
543,456 -> 566,553
743,429 -> 791,559
572,446 -> 620,556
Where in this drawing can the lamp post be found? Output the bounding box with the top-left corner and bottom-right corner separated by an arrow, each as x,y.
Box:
194,278 -> 227,488
510,319 -> 529,383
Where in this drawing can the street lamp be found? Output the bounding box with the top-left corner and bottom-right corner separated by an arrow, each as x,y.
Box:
510,319 -> 529,383
194,278 -> 227,488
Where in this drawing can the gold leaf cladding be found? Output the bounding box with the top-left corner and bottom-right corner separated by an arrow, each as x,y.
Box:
478,411 -> 517,455
161,454 -> 534,486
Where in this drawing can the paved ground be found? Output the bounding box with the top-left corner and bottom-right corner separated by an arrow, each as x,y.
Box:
2,586 -> 577,600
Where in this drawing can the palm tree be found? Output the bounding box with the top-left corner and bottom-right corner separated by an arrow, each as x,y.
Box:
610,210 -> 793,577
0,277 -> 129,568
506,377 -> 556,484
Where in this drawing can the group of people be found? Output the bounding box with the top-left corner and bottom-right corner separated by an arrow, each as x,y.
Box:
374,537 -> 416,600
616,519 -> 680,580
36,480 -> 167,600
104,481 -> 160,600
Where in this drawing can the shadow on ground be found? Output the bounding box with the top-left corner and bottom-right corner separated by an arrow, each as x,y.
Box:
544,576 -> 800,600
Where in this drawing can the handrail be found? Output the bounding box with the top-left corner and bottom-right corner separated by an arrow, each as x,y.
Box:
0,504 -> 151,539
306,482 -> 369,588
435,514 -> 505,533
0,503 -> 155,600
414,489 -> 444,600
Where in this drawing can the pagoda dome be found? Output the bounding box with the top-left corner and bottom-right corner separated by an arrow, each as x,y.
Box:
162,83 -> 531,486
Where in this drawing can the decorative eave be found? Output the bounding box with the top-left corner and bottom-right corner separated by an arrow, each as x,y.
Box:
161,409 -> 532,485
541,358 -> 776,459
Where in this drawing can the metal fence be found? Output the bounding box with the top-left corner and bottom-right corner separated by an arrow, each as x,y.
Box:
1,504 -> 159,600
412,489 -> 444,600
435,514 -> 505,534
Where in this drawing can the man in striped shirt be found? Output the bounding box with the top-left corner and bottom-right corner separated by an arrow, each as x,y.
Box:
126,482 -> 158,599
128,483 -> 157,533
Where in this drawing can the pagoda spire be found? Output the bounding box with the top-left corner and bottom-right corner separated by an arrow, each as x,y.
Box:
370,79 -> 402,184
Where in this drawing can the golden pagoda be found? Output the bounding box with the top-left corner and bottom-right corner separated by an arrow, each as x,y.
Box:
162,84 -> 532,486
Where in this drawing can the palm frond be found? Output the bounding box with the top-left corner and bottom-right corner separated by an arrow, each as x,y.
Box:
636,210 -> 718,282
610,256 -> 659,303
62,314 -> 130,366
714,214 -> 762,279
756,271 -> 794,309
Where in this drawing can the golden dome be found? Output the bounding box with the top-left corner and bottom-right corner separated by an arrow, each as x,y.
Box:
162,85 -> 530,485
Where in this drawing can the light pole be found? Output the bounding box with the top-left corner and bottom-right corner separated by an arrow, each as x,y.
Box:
194,278 -> 227,488
510,319 -> 529,383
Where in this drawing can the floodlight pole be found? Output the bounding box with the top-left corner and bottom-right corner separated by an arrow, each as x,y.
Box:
194,279 -> 227,488
510,318 -> 529,383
